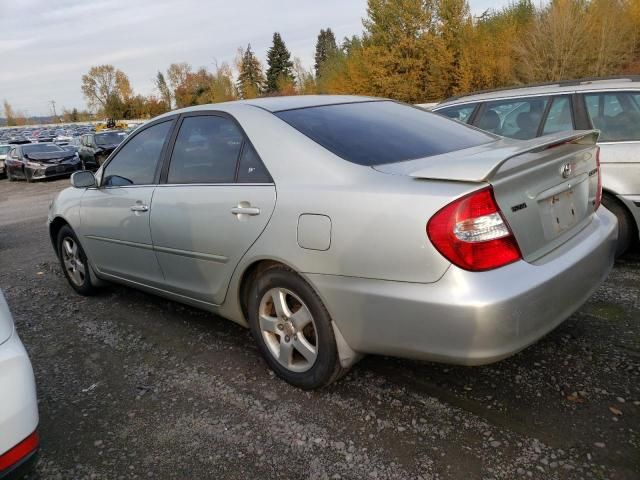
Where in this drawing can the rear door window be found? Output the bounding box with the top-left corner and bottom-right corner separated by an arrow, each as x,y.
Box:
167,115 -> 244,184
585,92 -> 640,141
236,143 -> 272,183
475,97 -> 549,139
542,96 -> 574,135
436,104 -> 476,124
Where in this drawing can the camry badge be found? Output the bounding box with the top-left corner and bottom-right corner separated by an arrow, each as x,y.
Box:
561,163 -> 573,179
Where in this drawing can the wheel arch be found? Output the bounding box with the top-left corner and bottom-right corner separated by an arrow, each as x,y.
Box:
49,216 -> 71,258
602,188 -> 638,231
237,259 -> 291,322
235,257 -> 362,369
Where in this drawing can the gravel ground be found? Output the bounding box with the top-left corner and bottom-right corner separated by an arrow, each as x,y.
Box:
0,178 -> 638,480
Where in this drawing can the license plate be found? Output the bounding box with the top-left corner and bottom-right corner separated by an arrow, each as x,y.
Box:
551,190 -> 578,229
542,189 -> 579,236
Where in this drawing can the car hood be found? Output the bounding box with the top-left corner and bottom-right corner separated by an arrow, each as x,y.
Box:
95,144 -> 120,151
25,151 -> 76,163
0,290 -> 15,345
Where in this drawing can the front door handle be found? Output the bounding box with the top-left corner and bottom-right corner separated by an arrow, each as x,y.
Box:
231,206 -> 260,216
130,204 -> 149,212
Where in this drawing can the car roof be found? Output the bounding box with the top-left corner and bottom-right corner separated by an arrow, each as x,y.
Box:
155,95 -> 382,120
437,76 -> 640,107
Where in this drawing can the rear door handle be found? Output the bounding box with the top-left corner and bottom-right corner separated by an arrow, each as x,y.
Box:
231,206 -> 260,216
130,204 -> 149,212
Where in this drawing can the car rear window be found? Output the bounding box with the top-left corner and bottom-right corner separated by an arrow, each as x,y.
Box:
275,101 -> 493,166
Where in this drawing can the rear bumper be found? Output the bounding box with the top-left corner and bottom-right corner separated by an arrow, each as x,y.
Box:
0,448 -> 38,480
307,208 -> 617,365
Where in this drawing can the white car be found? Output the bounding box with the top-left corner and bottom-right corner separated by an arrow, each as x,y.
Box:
0,291 -> 39,479
0,145 -> 9,176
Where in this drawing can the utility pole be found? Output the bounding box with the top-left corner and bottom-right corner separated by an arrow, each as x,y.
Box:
50,100 -> 58,123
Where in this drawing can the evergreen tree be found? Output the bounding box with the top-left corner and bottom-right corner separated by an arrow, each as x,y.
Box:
314,28 -> 339,77
155,71 -> 172,109
265,32 -> 295,93
236,44 -> 265,99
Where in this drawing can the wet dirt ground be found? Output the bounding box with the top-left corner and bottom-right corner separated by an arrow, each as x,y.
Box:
0,178 -> 638,479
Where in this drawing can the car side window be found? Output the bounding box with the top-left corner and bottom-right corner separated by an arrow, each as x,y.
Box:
167,115 -> 244,184
102,120 -> 172,187
542,96 -> 573,135
476,98 -> 549,139
237,143 -> 272,183
437,105 -> 476,124
585,92 -> 640,141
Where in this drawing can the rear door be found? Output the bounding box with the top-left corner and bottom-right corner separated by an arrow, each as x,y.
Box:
79,118 -> 175,286
150,112 -> 276,305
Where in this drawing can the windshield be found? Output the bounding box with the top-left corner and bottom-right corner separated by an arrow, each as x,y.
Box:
275,101 -> 493,166
96,132 -> 126,145
23,144 -> 65,154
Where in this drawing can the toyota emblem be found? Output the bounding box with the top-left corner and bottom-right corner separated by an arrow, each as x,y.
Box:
561,163 -> 573,179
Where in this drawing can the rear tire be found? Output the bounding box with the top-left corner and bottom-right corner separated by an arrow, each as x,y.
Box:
57,225 -> 97,295
247,265 -> 347,389
602,194 -> 637,258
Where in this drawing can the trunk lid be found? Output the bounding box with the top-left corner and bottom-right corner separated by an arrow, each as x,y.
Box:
374,131 -> 601,262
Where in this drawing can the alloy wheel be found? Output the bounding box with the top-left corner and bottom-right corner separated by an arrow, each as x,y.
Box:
258,287 -> 318,373
61,237 -> 86,287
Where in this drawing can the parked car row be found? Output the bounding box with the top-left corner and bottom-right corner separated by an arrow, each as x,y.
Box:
1,130 -> 128,182
433,76 -> 640,256
0,124 -> 95,146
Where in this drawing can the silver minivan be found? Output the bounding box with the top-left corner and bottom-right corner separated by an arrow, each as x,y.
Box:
434,77 -> 640,256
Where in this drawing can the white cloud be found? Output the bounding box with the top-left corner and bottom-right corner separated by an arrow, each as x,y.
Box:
0,0 -> 514,116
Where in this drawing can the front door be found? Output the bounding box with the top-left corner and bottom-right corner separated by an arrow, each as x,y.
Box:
149,114 -> 276,305
79,119 -> 175,286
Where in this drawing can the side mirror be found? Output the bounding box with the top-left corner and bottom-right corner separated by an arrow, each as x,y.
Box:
70,170 -> 97,188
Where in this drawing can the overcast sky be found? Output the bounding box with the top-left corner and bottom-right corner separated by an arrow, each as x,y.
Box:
0,0 -> 512,116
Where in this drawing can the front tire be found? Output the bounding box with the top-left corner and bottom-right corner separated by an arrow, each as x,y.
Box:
603,194 -> 637,258
57,225 -> 97,295
247,265 -> 347,389
6,168 -> 14,182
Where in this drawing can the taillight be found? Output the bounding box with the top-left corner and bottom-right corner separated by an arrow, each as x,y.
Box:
0,431 -> 39,471
594,146 -> 602,210
427,186 -> 521,271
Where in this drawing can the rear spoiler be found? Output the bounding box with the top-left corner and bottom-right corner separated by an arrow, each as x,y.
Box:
373,130 -> 599,183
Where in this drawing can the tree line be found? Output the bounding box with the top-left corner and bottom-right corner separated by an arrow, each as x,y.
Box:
4,0 -> 640,125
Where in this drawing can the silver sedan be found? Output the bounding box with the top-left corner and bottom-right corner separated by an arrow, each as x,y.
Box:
48,96 -> 617,389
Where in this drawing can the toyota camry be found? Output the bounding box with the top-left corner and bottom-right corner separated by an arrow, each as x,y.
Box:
47,96 -> 617,389
6,143 -> 82,182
